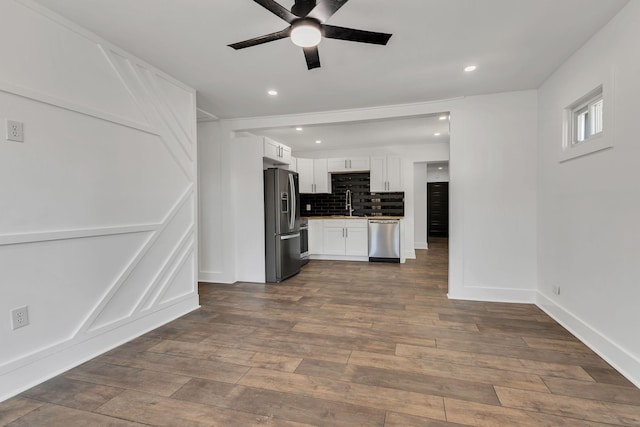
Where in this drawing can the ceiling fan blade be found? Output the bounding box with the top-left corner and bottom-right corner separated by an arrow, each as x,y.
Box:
228,28 -> 291,50
303,46 -> 321,70
323,25 -> 392,45
253,0 -> 297,23
307,0 -> 349,23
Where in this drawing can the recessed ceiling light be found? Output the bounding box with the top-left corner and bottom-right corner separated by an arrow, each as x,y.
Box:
267,89 -> 278,96
315,140 -> 322,144
464,65 -> 477,73
439,115 -> 448,121
295,127 -> 303,131
434,133 -> 441,136
438,167 -> 444,170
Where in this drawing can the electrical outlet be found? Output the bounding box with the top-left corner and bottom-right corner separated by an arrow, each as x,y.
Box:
11,306 -> 29,330
6,120 -> 24,142
306,204 -> 311,211
552,285 -> 561,296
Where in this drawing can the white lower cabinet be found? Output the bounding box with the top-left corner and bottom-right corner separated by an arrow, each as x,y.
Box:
308,219 -> 324,254
323,225 -> 346,255
344,226 -> 368,256
320,219 -> 369,259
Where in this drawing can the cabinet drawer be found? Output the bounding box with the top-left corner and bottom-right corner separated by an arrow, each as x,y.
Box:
323,219 -> 346,228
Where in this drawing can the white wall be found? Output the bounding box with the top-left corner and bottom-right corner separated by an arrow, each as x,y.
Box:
427,163 -> 450,182
198,121 -> 235,284
448,91 -> 538,303
537,1 -> 640,387
414,163 -> 428,250
230,136 -> 266,283
0,0 -> 198,401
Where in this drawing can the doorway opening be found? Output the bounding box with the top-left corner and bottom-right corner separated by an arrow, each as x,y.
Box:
428,182 -> 449,238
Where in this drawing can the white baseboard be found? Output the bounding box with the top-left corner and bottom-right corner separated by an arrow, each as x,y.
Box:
448,286 -> 536,304
0,295 -> 199,402
537,292 -> 640,388
415,242 -> 428,250
405,249 -> 417,260
199,270 -> 234,284
309,254 -> 369,262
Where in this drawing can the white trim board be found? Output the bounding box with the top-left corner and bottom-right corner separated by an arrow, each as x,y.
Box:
448,287 -> 537,304
537,292 -> 640,388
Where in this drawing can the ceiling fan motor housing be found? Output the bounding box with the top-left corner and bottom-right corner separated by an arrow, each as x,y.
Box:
292,0 -> 317,17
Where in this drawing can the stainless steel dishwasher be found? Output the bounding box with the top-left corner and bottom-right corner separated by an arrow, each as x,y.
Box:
368,219 -> 400,263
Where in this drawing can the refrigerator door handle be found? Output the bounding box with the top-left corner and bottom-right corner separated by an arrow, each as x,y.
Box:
281,233 -> 300,240
288,173 -> 296,230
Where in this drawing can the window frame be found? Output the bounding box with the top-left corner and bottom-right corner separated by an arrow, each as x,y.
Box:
560,72 -> 614,164
570,89 -> 603,146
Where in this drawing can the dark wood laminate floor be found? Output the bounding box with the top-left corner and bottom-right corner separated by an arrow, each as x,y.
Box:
2,238 -> 640,426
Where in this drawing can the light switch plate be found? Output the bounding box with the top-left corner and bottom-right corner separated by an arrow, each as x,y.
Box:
6,120 -> 24,142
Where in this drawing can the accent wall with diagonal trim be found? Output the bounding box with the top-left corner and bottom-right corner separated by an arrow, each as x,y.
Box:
0,0 -> 198,401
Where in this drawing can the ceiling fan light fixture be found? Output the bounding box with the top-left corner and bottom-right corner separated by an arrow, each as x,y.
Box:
290,20 -> 322,48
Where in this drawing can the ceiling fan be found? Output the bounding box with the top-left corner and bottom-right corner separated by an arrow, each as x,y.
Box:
228,0 -> 392,70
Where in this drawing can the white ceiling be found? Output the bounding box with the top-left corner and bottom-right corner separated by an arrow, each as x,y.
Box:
253,114 -> 450,153
35,0 -> 628,120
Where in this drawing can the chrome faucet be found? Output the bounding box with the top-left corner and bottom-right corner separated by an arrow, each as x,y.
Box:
345,189 -> 353,216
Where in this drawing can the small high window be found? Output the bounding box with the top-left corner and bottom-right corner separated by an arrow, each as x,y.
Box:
569,87 -> 603,145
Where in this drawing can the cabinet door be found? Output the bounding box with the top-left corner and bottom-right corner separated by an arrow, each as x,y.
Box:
308,220 -> 323,254
323,227 -> 345,255
369,157 -> 387,192
280,144 -> 292,165
288,156 -> 297,173
327,158 -> 348,172
313,159 -> 331,193
345,227 -> 368,256
386,157 -> 403,191
297,158 -> 314,193
349,157 -> 370,171
263,138 -> 280,162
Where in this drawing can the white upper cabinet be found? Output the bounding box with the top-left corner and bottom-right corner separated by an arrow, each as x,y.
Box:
370,156 -> 403,192
327,157 -> 370,173
289,156 -> 297,173
298,158 -> 331,194
263,137 -> 291,165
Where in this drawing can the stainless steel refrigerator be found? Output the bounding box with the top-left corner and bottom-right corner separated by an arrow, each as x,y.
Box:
264,168 -> 301,283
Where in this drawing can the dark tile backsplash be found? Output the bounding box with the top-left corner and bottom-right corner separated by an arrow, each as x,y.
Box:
301,172 -> 404,217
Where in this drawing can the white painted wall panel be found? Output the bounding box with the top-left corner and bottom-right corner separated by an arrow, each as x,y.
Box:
0,232 -> 148,366
0,1 -> 149,128
0,0 -> 197,401
0,91 -> 190,234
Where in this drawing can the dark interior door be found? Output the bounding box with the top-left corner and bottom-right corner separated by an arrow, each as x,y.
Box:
428,182 -> 449,238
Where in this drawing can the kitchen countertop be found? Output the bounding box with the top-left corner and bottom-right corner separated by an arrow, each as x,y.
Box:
303,216 -> 404,220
